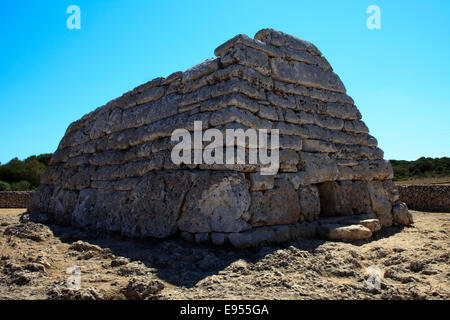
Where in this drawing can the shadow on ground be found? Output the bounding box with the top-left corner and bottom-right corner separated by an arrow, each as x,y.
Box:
44,217 -> 404,288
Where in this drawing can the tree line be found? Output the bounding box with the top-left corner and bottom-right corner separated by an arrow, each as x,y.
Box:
390,157 -> 450,181
0,154 -> 52,191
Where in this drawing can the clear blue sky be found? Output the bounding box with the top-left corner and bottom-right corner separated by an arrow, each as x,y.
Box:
0,0 -> 449,163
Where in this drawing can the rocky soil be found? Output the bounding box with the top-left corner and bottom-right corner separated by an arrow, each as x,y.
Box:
0,209 -> 448,300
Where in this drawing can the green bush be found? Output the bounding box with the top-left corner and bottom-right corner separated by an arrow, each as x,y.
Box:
391,157 -> 450,181
0,180 -> 11,191
10,180 -> 32,191
0,153 -> 52,189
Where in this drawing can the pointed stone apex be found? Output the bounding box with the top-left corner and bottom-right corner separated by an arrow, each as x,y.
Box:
254,28 -> 322,56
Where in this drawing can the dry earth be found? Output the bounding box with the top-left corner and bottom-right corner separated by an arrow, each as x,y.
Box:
0,208 -> 448,300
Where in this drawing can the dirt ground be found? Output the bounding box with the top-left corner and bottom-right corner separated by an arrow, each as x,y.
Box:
0,208 -> 448,300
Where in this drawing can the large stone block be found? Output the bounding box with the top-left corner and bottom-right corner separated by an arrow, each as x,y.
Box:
294,152 -> 338,185
126,171 -> 192,238
270,58 -> 346,93
250,178 -> 300,227
177,172 -> 251,233
221,44 -> 270,76
367,181 -> 392,216
297,185 -> 320,222
318,224 -> 372,241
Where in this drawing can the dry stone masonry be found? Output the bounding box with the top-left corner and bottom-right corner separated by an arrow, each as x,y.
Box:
0,192 -> 33,208
398,184 -> 450,213
28,29 -> 413,247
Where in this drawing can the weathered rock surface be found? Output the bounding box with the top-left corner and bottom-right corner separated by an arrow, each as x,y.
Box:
318,224 -> 373,241
392,202 -> 414,226
27,28 -> 410,247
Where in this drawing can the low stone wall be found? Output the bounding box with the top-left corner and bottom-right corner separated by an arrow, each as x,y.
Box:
0,191 -> 34,208
398,185 -> 450,213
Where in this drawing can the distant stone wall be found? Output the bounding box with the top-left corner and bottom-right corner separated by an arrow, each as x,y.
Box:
0,191 -> 34,208
398,185 -> 450,212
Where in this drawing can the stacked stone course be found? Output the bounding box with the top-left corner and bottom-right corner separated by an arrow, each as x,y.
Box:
397,185 -> 450,213
0,191 -> 33,208
28,29 -> 412,247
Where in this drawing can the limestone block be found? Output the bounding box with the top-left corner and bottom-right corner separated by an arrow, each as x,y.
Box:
228,225 -> 291,248
177,172 -> 251,233
295,152 -> 338,185
314,114 -> 344,130
270,58 -> 346,93
302,139 -> 336,153
383,180 -> 400,203
335,144 -> 384,161
254,28 -> 321,55
356,219 -> 381,233
220,44 -> 270,75
258,105 -> 279,121
267,92 -> 297,110
131,77 -> 164,95
297,124 -> 330,141
40,165 -> 63,185
89,150 -> 124,166
378,213 -> 394,227
65,166 -> 93,191
144,94 -> 179,125
310,88 -> 354,105
273,80 -> 309,96
72,188 -> 99,229
284,109 -> 315,125
278,46 -> 327,70
180,85 -> 212,106
135,86 -> 165,105
106,108 -> 123,134
250,178 -> 300,227
182,58 -> 220,83
249,173 -> 275,191
367,181 -> 392,216
123,171 -> 191,238
89,112 -> 107,140
297,185 -> 320,222
326,102 -> 361,120
47,187 -> 78,225
279,149 -> 300,172
209,106 -> 272,130
344,120 -> 369,134
392,201 -> 413,226
318,224 -> 372,241
351,160 -> 394,181
200,92 -> 260,113
210,77 -> 266,101
289,221 -> 318,239
64,155 -> 90,168
280,135 -> 303,151
214,33 -> 280,58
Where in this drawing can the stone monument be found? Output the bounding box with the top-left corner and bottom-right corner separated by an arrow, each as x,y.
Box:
27,29 -> 413,247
